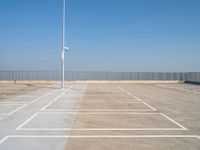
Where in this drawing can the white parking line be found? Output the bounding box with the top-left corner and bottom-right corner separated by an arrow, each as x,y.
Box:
84,94 -> 128,97
1,135 -> 199,145
29,97 -> 43,104
160,113 -> 188,130
79,101 -> 143,103
40,88 -> 72,111
16,85 -> 79,130
0,87 -> 59,118
16,113 -> 39,130
0,88 -> 59,117
16,112 -> 162,115
1,89 -> 58,104
117,86 -> 142,101
77,99 -> 140,102
15,128 -> 189,131
43,92 -> 52,97
142,102 -> 157,111
44,109 -> 155,112
0,136 -> 8,145
117,86 -> 157,111
0,104 -> 27,116
30,89 -> 58,103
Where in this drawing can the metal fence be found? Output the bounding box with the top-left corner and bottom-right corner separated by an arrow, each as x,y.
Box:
185,72 -> 200,84
0,71 -> 186,81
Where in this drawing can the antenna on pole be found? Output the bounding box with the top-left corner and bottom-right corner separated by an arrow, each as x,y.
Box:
61,0 -> 68,89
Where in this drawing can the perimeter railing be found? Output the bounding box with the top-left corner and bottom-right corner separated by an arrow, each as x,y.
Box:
0,71 -> 187,81
185,72 -> 200,84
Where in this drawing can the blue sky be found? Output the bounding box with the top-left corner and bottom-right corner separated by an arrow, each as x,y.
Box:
0,0 -> 200,72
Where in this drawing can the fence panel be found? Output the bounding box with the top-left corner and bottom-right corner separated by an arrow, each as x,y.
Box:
185,72 -> 200,84
0,71 -> 189,81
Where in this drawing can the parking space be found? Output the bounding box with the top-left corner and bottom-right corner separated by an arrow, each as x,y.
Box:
16,112 -> 76,130
45,101 -> 154,112
66,136 -> 200,150
73,113 -> 185,130
17,112 -> 185,131
0,84 -> 53,101
0,136 -> 68,150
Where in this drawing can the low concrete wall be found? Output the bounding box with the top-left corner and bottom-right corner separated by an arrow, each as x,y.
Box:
0,80 -> 183,84
0,80 -> 59,84
0,80 -> 16,83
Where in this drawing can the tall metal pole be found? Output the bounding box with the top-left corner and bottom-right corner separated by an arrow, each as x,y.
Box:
61,0 -> 65,89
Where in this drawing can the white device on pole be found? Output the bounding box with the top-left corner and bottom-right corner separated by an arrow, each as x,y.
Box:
61,0 -> 69,89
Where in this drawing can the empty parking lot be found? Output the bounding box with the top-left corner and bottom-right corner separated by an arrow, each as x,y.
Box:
0,82 -> 200,149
